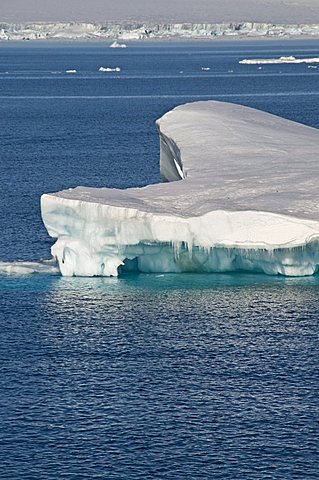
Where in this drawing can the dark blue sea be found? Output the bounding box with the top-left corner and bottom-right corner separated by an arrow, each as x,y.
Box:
0,40 -> 318,479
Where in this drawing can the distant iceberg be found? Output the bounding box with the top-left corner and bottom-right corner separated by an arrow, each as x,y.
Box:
65,69 -> 77,74
110,40 -> 127,48
240,56 -> 319,64
98,66 -> 121,72
41,101 -> 319,277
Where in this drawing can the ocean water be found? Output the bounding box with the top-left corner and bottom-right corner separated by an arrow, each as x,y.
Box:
0,40 -> 318,479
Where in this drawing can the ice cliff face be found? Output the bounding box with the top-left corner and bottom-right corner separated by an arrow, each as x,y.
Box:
41,101 -> 319,277
1,22 -> 319,40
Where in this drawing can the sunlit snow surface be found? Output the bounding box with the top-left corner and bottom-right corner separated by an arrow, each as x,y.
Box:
41,101 -> 319,277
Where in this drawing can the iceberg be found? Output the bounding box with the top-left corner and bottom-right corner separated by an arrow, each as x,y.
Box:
239,56 -> 319,64
41,101 -> 319,277
98,66 -> 121,72
110,40 -> 127,48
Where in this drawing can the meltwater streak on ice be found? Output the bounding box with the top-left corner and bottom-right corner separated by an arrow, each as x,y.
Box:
41,101 -> 319,278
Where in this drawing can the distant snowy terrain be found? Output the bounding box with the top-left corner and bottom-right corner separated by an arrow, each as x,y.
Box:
41,101 -> 319,277
1,22 -> 319,40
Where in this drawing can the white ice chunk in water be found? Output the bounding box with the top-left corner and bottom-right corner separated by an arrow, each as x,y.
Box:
240,56 -> 319,64
98,66 -> 121,72
41,101 -> 319,277
0,259 -> 59,275
110,40 -> 127,48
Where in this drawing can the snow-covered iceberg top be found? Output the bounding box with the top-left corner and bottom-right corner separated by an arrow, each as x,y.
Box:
240,56 -> 319,64
41,101 -> 319,277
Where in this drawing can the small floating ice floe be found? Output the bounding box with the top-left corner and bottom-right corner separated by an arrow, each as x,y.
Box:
66,69 -> 77,74
0,259 -> 59,276
110,40 -> 127,48
201,67 -> 210,71
308,65 -> 318,69
98,66 -> 121,72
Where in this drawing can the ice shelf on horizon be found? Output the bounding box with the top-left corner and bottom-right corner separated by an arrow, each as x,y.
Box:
240,56 -> 319,64
1,22 -> 319,40
41,101 -> 319,277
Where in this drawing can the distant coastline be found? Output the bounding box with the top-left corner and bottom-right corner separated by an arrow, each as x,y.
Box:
1,21 -> 319,41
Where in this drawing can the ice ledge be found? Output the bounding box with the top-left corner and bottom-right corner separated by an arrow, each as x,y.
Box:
41,101 -> 319,276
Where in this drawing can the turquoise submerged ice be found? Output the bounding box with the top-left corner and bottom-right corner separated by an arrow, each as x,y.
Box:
41,101 -> 319,277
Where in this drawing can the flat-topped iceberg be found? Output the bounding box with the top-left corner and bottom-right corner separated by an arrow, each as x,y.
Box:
41,101 -> 319,277
240,56 -> 319,64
